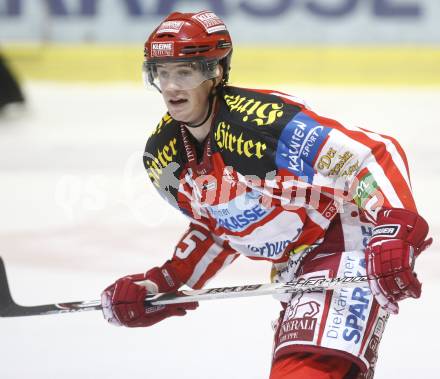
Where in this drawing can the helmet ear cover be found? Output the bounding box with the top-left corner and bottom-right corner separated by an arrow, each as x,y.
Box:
219,50 -> 232,84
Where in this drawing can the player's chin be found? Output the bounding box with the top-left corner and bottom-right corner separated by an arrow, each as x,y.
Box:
168,104 -> 193,121
168,108 -> 190,122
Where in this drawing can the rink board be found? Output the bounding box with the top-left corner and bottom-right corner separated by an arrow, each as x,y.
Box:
3,45 -> 440,86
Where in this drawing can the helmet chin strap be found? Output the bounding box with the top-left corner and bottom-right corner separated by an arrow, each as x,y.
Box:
184,79 -> 217,129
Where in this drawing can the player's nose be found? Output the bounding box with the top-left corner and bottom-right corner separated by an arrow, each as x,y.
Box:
161,79 -> 181,93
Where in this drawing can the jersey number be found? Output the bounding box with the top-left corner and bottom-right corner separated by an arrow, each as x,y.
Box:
175,230 -> 208,259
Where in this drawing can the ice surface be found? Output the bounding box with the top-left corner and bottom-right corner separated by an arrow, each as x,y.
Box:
0,83 -> 439,378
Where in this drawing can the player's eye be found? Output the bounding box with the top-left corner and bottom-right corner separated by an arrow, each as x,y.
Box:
157,70 -> 170,79
177,69 -> 193,78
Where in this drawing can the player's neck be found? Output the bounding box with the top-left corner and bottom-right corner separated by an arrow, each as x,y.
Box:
185,98 -> 216,142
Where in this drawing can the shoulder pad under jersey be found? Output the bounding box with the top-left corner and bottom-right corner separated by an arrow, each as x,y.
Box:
211,86 -> 303,177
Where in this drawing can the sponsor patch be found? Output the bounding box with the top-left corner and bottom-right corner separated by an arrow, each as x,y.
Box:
340,161 -> 360,178
322,254 -> 372,350
317,146 -> 359,178
330,151 -> 354,176
214,121 -> 267,159
322,202 -> 339,220
192,11 -> 227,34
247,228 -> 301,258
150,42 -> 174,57
207,189 -> 273,232
157,20 -> 184,34
223,93 -> 284,126
329,152 -> 353,176
353,173 -> 384,215
279,293 -> 321,343
317,147 -> 337,170
353,172 -> 377,207
276,112 -> 331,183
372,224 -> 400,238
151,113 -> 173,136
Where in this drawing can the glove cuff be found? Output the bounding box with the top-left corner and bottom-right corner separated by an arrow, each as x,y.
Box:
145,261 -> 182,293
374,208 -> 429,247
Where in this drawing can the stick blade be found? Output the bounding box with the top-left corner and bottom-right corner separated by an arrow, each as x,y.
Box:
0,257 -> 17,317
0,257 -> 102,318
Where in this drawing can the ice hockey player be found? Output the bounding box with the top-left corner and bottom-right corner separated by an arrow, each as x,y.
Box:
101,10 -> 432,378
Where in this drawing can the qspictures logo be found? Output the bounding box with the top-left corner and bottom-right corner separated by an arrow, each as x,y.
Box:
144,138 -> 179,188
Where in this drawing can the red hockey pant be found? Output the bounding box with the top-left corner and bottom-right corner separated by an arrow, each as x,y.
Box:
270,353 -> 354,379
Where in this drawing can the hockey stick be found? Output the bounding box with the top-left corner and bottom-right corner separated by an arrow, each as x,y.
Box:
0,257 -> 368,318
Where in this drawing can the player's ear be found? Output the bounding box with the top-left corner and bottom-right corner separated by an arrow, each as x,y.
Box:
214,64 -> 223,86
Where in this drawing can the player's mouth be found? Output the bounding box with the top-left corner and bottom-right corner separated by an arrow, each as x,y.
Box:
168,98 -> 188,107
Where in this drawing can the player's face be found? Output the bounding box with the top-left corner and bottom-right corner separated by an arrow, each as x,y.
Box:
160,64 -> 219,124
162,80 -> 212,124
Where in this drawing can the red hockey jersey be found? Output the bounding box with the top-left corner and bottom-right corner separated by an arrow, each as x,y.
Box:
144,86 -> 415,289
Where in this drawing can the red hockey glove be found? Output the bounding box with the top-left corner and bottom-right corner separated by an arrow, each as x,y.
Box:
101,262 -> 198,327
365,208 -> 432,314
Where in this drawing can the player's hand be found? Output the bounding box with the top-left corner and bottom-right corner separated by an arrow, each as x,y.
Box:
101,262 -> 198,327
365,208 -> 432,314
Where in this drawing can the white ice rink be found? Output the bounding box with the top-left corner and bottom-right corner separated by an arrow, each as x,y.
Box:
0,83 -> 439,378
